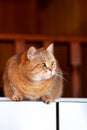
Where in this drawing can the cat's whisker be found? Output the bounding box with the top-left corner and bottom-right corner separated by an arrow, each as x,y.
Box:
56,72 -> 69,87
56,73 -> 65,80
56,70 -> 69,75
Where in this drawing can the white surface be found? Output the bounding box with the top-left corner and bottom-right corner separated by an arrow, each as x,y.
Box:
1,97 -> 87,102
0,101 -> 56,130
1,97 -> 87,130
59,102 -> 87,130
56,98 -> 87,103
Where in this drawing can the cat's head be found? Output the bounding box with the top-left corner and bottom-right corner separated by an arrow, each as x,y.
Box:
22,43 -> 58,81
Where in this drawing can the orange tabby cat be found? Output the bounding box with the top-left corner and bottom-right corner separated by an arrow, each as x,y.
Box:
3,43 -> 63,104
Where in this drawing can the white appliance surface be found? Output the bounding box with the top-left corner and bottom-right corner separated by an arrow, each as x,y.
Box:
1,98 -> 87,130
0,99 -> 56,130
59,102 -> 87,130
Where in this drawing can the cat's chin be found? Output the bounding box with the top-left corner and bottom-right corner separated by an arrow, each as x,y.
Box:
30,76 -> 53,81
30,71 -> 55,81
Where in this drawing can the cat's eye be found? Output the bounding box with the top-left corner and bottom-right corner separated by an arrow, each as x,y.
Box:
42,63 -> 46,67
51,61 -> 54,65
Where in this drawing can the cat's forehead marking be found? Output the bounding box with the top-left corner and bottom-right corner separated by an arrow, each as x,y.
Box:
39,49 -> 51,58
36,48 -> 55,64
37,49 -> 46,58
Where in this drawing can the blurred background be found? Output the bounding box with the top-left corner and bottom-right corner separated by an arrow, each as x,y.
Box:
0,0 -> 87,98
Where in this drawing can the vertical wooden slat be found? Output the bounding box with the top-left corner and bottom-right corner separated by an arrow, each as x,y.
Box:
70,42 -> 82,97
71,67 -> 81,97
14,40 -> 26,54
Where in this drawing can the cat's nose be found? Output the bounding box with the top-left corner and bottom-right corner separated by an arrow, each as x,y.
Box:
48,67 -> 52,72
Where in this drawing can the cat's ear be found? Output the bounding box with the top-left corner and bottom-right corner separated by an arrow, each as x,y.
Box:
46,43 -> 54,54
27,47 -> 36,59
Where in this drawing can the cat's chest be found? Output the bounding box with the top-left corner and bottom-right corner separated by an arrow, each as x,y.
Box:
19,77 -> 55,98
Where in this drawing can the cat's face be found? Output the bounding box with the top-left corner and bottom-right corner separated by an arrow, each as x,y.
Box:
23,44 -> 57,81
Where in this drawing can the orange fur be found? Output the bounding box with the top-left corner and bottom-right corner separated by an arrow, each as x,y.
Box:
21,51 -> 27,63
3,44 -> 63,104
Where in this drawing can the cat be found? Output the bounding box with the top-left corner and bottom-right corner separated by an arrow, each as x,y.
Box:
3,43 -> 63,104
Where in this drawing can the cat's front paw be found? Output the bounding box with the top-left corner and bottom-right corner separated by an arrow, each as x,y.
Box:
12,94 -> 23,101
41,96 -> 53,104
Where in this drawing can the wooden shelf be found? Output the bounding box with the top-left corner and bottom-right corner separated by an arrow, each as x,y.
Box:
0,33 -> 87,42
